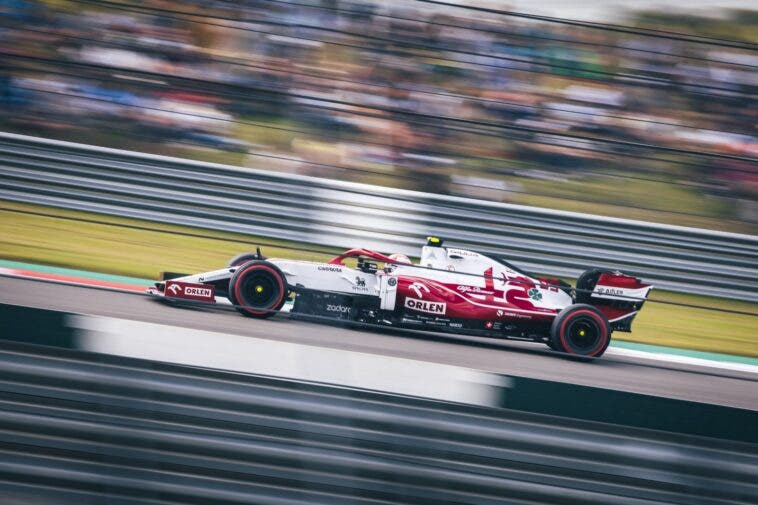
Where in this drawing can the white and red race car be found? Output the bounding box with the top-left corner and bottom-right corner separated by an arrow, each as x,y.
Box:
148,237 -> 652,358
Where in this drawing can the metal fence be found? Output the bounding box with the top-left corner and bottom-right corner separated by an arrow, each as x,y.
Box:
0,340 -> 756,505
0,131 -> 756,301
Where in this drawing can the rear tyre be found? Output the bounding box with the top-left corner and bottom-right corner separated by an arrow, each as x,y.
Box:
229,261 -> 287,318
550,304 -> 610,358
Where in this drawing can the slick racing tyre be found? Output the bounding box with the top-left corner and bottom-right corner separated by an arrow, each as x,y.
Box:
550,304 -> 610,358
229,261 -> 287,318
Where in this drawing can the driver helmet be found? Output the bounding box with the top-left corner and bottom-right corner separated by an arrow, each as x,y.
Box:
388,253 -> 412,265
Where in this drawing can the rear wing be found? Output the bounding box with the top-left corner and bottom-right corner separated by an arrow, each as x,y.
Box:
577,270 -> 652,332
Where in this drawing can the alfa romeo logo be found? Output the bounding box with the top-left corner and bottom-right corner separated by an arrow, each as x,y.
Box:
528,288 -> 542,301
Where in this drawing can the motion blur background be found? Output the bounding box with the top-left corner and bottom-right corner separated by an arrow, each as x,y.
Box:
1,3 -> 757,504
1,0 -> 756,231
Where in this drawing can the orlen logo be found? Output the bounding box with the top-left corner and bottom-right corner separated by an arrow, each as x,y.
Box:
405,297 -> 446,315
410,282 -> 430,298
165,281 -> 215,302
185,286 -> 213,297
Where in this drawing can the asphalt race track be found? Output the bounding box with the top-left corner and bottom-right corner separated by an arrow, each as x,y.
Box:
1,275 -> 756,410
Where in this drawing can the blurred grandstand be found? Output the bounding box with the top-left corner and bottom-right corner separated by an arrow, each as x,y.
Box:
0,0 -> 756,230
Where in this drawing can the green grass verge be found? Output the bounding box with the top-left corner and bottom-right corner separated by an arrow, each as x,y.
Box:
621,291 -> 757,358
0,200 -> 339,278
1,200 -> 756,357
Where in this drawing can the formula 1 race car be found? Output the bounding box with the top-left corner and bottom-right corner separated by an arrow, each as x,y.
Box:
148,237 -> 652,358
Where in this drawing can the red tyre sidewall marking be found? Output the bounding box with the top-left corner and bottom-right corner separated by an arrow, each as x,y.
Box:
559,309 -> 608,357
231,256 -> 256,267
233,264 -> 285,316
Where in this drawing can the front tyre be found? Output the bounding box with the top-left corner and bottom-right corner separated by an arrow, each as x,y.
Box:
228,251 -> 265,267
550,304 -> 610,358
229,261 -> 287,318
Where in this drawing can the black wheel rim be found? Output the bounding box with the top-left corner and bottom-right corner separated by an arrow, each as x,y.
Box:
240,271 -> 279,308
566,316 -> 601,351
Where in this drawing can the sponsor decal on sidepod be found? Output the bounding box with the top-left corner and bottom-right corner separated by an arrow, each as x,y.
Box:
326,304 -> 351,313
456,285 -> 495,295
405,297 -> 446,315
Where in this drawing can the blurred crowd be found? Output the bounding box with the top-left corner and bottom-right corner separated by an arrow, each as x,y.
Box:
0,0 -> 756,224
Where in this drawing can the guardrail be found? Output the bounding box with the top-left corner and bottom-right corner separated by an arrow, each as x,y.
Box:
0,335 -> 756,505
0,131 -> 756,300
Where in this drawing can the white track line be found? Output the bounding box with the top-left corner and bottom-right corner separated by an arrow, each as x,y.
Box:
69,314 -> 508,406
607,346 -> 758,375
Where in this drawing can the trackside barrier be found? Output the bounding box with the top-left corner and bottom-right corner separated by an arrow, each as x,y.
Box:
0,303 -> 756,505
0,132 -> 756,301
1,303 -> 756,442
